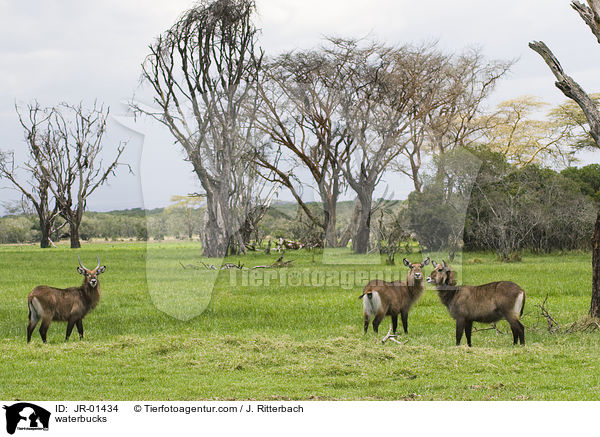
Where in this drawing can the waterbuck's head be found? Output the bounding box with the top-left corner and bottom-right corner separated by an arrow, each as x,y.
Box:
77,255 -> 106,289
427,260 -> 456,287
403,257 -> 430,284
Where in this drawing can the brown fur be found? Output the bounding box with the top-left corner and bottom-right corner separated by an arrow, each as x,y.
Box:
27,257 -> 106,343
427,260 -> 526,347
358,258 -> 429,335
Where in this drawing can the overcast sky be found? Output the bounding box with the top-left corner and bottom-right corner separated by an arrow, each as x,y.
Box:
1,0 -> 599,214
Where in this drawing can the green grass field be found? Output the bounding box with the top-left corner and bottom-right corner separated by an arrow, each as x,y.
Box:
0,242 -> 599,400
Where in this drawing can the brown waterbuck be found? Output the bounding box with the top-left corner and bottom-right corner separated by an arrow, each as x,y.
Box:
358,257 -> 430,335
427,260 -> 526,347
27,256 -> 106,343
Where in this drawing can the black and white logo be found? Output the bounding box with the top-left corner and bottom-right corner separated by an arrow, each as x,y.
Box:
3,403 -> 50,435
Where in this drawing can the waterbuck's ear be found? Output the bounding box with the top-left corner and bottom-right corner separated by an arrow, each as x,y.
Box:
442,260 -> 447,268
77,266 -> 86,275
421,257 -> 430,267
431,260 -> 438,268
97,266 -> 106,274
403,258 -> 412,268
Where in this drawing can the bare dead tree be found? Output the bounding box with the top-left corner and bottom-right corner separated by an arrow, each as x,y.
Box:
529,0 -> 600,317
36,102 -> 127,249
0,103 -> 62,248
133,0 -> 264,257
254,42 -> 352,248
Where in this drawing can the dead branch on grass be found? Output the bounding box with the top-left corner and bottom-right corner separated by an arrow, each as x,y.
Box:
565,317 -> 600,333
473,322 -> 505,335
381,326 -> 408,345
537,295 -> 560,333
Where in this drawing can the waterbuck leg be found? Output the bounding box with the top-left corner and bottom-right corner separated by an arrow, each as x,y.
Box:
27,324 -> 35,343
76,319 -> 84,339
400,310 -> 409,334
507,317 -> 524,345
65,320 -> 76,341
27,315 -> 40,344
455,319 -> 465,346
391,314 -> 398,335
518,321 -> 525,345
372,313 -> 384,334
465,320 -> 473,347
511,319 -> 525,345
39,320 -> 50,343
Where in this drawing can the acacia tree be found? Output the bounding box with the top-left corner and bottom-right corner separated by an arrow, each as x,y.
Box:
547,94 -> 600,151
134,0 -> 264,257
254,43 -> 351,247
167,195 -> 206,239
0,104 -> 62,248
337,40 -> 436,253
529,0 -> 600,317
394,48 -> 512,191
482,96 -> 576,168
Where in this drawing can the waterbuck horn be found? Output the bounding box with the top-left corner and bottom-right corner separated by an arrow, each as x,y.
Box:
78,255 -> 87,271
95,255 -> 101,271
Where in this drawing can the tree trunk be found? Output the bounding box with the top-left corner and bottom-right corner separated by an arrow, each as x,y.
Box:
69,221 -> 81,249
201,191 -> 229,258
39,217 -> 51,249
324,209 -> 337,248
202,217 -> 228,257
339,199 -> 360,248
591,210 -> 600,318
353,194 -> 373,254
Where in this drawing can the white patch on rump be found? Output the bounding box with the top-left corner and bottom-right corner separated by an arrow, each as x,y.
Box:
30,297 -> 44,322
513,292 -> 524,316
363,291 -> 382,317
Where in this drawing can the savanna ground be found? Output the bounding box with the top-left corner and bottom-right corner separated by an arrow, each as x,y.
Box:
0,242 -> 598,401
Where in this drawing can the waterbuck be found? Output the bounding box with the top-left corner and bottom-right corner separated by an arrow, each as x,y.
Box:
427,260 -> 526,347
358,257 -> 430,335
27,256 -> 106,343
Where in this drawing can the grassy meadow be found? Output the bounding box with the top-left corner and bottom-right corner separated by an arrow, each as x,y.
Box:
0,241 -> 599,400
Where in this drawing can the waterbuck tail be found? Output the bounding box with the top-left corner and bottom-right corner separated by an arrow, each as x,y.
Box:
520,292 -> 526,317
362,291 -> 382,317
27,296 -> 34,321
28,297 -> 42,324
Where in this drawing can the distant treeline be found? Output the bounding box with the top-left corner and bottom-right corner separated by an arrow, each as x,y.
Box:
1,161 -> 599,253
0,201 -> 359,246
